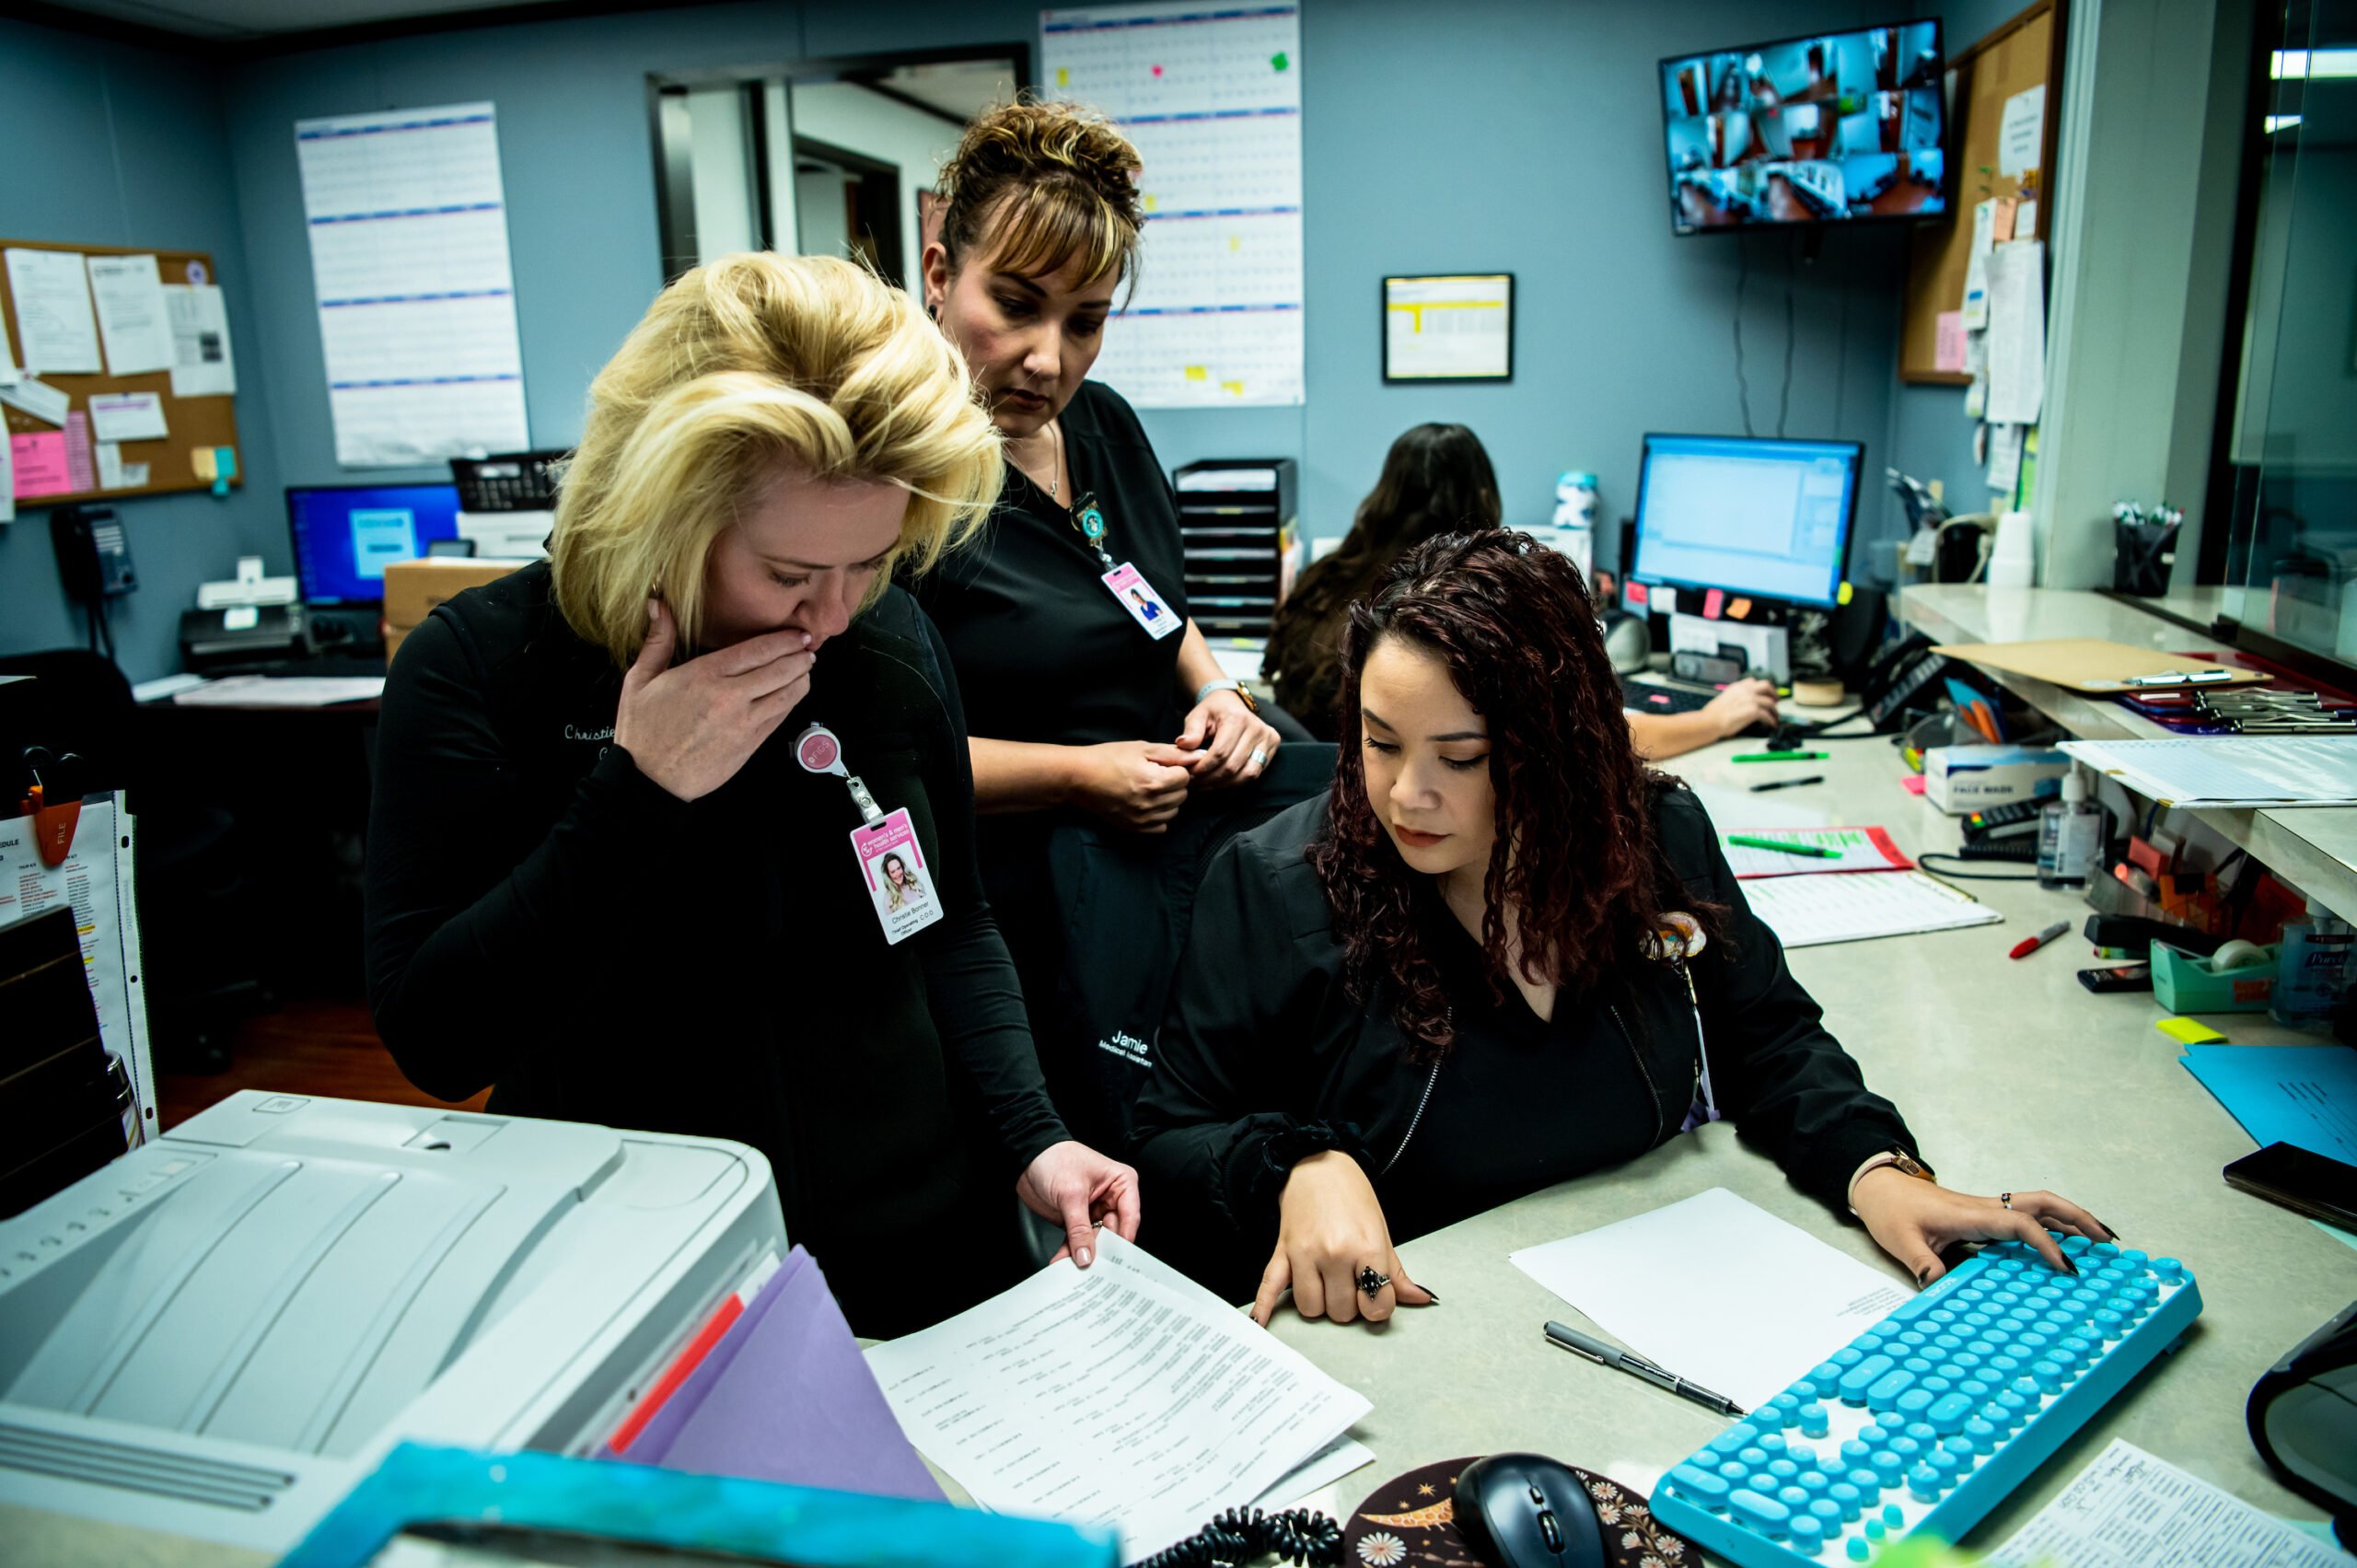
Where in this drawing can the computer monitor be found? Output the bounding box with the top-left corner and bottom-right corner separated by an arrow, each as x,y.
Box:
287,483 -> 462,604
1630,434 -> 1862,610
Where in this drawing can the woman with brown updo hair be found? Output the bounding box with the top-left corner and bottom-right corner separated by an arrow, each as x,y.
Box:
911,99 -> 1288,1142
1132,531 -> 2112,1326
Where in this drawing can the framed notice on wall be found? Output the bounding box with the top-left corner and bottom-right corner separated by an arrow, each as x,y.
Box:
1382,273 -> 1515,382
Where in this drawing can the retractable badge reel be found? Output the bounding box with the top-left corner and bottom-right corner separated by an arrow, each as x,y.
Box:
1071,492 -> 1180,642
795,725 -> 942,947
1651,912 -> 1722,1132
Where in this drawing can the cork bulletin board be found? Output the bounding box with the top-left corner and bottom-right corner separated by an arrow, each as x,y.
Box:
1899,0 -> 2066,384
2,238 -> 242,507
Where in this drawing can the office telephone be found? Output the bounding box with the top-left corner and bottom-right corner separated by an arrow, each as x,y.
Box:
49,506 -> 137,601
1856,632 -> 1946,732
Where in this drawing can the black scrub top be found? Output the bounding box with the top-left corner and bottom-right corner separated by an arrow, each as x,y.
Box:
911,379 -> 1193,749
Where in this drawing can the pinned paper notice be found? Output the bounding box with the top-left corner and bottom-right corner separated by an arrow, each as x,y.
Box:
1998,85 -> 2046,177
88,390 -> 168,443
163,283 -> 237,398
13,431 -> 73,497
1934,310 -> 1966,372
0,375 -> 70,427
96,441 -> 125,490
1961,199 -> 1996,331
1985,422 -> 2025,497
86,253 -> 175,377
4,248 -> 102,373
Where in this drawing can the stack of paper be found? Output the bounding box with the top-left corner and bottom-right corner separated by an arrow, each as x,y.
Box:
1988,1438 -> 2354,1568
1743,869 -> 2001,948
2060,737 -> 2357,807
172,676 -> 385,707
865,1234 -> 1371,1562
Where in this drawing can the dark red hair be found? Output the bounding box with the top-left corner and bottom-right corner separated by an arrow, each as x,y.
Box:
1308,530 -> 1682,1057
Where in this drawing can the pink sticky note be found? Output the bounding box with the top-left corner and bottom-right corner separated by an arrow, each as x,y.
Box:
13,432 -> 73,498
1626,581 -> 1649,608
1935,310 -> 1967,373
1701,587 -> 1726,620
1901,773 -> 1928,796
64,411 -> 95,494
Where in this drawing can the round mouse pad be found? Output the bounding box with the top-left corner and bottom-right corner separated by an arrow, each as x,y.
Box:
1343,1457 -> 1694,1568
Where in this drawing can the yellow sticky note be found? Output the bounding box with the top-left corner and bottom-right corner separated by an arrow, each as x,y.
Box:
1183,366 -> 1208,381
1220,379 -> 1246,396
2158,1016 -> 2228,1046
1228,235 -> 1241,250
1144,193 -> 1160,212
1837,581 -> 1854,606
1055,67 -> 1070,87
191,447 -> 217,481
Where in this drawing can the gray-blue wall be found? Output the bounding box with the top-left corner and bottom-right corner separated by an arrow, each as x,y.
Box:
0,19 -> 283,682
7,0 -> 1986,680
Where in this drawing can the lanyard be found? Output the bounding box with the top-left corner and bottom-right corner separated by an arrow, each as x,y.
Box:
1066,490 -> 1116,573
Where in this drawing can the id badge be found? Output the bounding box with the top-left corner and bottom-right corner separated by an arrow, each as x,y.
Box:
851,808 -> 944,946
1103,562 -> 1181,641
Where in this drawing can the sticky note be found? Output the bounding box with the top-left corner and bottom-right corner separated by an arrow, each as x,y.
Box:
1934,310 -> 1967,372
2158,1017 -> 2228,1047
1728,597 -> 1753,619
1838,582 -> 1853,606
1220,379 -> 1246,396
1055,67 -> 1070,87
12,431 -> 72,497
1626,581 -> 1649,607
1900,773 -> 1927,796
1183,366 -> 1208,381
1701,587 -> 1725,619
1271,51 -> 1289,71
191,447 -> 217,480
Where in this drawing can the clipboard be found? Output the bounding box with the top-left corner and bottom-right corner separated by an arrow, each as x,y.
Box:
1932,639 -> 2271,694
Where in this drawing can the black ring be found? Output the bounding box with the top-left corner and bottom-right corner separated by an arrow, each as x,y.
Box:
1356,1265 -> 1390,1299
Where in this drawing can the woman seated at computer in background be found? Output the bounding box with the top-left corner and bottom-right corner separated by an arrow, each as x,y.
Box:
364,253 -> 1137,1337
1132,531 -> 2109,1325
1262,424 -> 1776,757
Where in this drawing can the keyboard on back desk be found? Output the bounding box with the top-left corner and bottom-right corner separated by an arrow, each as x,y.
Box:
1649,1235 -> 2200,1565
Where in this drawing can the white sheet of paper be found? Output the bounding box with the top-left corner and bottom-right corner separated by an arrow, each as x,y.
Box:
1985,421 -> 2025,495
0,795 -> 153,1134
2060,736 -> 2357,807
865,1232 -> 1370,1562
163,283 -> 238,397
87,390 -> 168,442
85,253 -> 175,376
1960,199 -> 1996,331
1987,1438 -> 2354,1568
1740,868 -> 2001,948
0,374 -> 70,427
296,101 -> 528,464
1511,1188 -> 1910,1413
1255,1435 -> 1376,1512
0,419 -> 12,523
4,248 -> 102,373
1985,240 -> 2047,425
172,676 -> 386,707
96,441 -> 125,490
1998,85 -> 2047,177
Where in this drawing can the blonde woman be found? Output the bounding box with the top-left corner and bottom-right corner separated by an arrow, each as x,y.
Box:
365,254 -> 1139,1335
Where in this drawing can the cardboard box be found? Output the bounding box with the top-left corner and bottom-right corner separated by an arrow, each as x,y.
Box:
382,559 -> 522,664
1923,744 -> 2073,814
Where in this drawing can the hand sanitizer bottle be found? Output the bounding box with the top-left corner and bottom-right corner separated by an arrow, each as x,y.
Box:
2037,769 -> 2103,888
2270,899 -> 2353,1032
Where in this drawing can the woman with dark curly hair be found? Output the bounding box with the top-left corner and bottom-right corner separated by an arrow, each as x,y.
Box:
1131,531 -> 2110,1324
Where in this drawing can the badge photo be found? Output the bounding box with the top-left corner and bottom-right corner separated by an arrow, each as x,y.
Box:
852,808 -> 944,946
1102,562 -> 1180,640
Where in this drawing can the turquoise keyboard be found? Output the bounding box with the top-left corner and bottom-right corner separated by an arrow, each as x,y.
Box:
1650,1236 -> 2200,1564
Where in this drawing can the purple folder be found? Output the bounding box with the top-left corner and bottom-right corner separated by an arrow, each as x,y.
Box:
612,1246 -> 943,1502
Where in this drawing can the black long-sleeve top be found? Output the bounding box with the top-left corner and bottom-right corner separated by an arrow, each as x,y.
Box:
1129,787 -> 1918,1301
364,563 -> 1067,1334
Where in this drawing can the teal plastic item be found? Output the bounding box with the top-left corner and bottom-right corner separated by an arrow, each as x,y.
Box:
2151,939 -> 2281,1014
282,1444 -> 1120,1568
1651,1237 -> 2201,1567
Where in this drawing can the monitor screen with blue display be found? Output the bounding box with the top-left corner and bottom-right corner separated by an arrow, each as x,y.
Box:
287,484 -> 462,604
1630,435 -> 1861,610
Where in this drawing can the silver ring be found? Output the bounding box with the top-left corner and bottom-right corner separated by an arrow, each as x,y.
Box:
2000,1191 -> 2014,1210
1356,1265 -> 1390,1299
1248,747 -> 1269,768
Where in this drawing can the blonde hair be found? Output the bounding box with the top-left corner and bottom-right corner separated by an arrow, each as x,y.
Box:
935,98 -> 1144,294
550,252 -> 1002,665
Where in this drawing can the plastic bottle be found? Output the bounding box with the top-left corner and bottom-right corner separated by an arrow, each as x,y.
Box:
2270,899 -> 2353,1032
2036,769 -> 2103,889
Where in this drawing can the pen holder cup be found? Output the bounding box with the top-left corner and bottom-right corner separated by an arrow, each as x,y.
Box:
2112,519 -> 2180,598
2150,939 -> 2279,1013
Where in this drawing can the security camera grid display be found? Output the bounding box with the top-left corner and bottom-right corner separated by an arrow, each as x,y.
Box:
1662,21 -> 1945,235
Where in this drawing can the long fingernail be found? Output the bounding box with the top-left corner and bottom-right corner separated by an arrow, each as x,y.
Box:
2061,1256 -> 2080,1276
1913,1267 -> 1931,1288
2100,1220 -> 2121,1240
1422,1287 -> 1441,1304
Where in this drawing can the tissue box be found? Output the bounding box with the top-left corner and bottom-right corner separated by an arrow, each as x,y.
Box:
1922,744 -> 2073,814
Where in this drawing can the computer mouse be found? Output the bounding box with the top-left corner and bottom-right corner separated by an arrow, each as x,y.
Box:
1764,720 -> 1804,750
1453,1452 -> 1606,1568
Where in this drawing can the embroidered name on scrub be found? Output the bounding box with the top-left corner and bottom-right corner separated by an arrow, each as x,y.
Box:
795,724 -> 943,947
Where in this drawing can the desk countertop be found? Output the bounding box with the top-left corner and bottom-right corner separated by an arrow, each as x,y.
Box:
1900,583 -> 2357,919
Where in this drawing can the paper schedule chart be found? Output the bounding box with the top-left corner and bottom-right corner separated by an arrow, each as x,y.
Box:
1044,3 -> 1306,407
295,101 -> 529,467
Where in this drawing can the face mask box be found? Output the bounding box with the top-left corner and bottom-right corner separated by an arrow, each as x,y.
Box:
1922,744 -> 2072,814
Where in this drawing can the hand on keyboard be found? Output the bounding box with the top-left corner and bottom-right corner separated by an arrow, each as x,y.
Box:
1852,1171 -> 2114,1287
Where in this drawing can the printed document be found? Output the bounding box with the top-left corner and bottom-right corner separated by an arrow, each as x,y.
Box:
1987,1438 -> 2354,1568
85,253 -> 175,377
1512,1187 -> 1910,1411
4,248 -> 102,373
1741,868 -> 2000,947
865,1232 -> 1369,1562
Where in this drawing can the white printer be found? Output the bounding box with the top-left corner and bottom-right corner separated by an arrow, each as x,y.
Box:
0,1091 -> 784,1553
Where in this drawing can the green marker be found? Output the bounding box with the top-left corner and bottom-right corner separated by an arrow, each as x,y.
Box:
1731,750 -> 1830,762
1726,834 -> 1841,859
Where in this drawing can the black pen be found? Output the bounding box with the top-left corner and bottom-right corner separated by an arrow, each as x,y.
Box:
1749,774 -> 1825,793
1544,1320 -> 1744,1415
